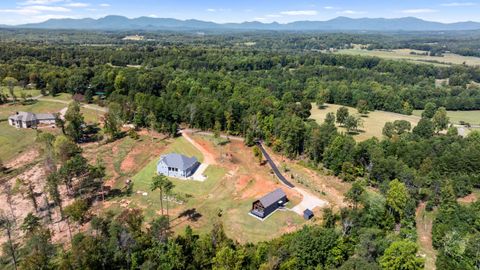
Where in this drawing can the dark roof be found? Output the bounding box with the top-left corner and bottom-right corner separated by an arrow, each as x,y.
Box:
159,153 -> 198,171
258,188 -> 286,207
303,209 -> 314,216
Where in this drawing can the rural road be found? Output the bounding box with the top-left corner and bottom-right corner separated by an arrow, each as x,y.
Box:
256,142 -> 295,188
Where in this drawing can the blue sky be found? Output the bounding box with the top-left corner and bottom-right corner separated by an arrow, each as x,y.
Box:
0,0 -> 479,25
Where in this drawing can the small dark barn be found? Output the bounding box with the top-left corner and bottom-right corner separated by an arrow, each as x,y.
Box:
303,209 -> 314,220
251,188 -> 288,219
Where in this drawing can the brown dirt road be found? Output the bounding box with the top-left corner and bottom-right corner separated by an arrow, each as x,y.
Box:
416,202 -> 437,270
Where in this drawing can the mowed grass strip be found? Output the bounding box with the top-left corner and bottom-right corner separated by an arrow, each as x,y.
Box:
310,103 -> 420,141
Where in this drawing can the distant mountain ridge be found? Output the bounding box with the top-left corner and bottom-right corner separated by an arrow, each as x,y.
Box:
8,15 -> 480,31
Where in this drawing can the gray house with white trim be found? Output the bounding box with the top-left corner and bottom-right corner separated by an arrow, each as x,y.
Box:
8,112 -> 56,128
157,153 -> 200,179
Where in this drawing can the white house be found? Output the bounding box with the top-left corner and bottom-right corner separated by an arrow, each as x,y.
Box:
156,153 -> 200,179
8,111 -> 56,128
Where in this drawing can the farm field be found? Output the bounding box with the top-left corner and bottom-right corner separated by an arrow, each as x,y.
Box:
335,48 -> 480,67
310,103 -> 420,141
104,134 -> 311,243
413,109 -> 480,125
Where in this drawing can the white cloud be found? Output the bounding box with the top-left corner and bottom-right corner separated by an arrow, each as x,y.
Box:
337,10 -> 366,15
401,9 -> 438,14
280,10 -> 318,16
21,0 -> 64,5
206,8 -> 216,12
253,17 -> 267,21
441,2 -> 477,6
148,14 -> 158,18
27,5 -> 71,12
0,4 -> 70,15
324,6 -> 336,10
266,14 -> 282,18
65,2 -> 90,8
99,3 -> 110,7
0,8 -> 40,15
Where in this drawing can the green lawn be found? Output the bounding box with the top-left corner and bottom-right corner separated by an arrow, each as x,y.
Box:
0,101 -> 66,162
0,121 -> 38,162
0,101 -> 66,120
81,108 -> 103,123
413,110 -> 480,125
123,136 -> 304,243
0,86 -> 41,98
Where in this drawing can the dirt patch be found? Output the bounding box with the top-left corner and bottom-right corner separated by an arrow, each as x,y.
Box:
458,193 -> 478,204
181,131 -> 216,165
416,203 -> 437,270
5,148 -> 39,169
120,143 -> 167,173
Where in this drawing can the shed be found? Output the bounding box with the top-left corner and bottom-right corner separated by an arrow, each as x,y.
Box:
303,209 -> 314,220
251,188 -> 288,219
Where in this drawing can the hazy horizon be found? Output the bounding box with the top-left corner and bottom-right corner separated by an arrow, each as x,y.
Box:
0,0 -> 479,25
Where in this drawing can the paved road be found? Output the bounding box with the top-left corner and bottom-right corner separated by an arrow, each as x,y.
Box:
256,142 -> 295,188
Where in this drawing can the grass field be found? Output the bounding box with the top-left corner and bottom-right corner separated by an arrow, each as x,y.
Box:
335,48 -> 480,67
0,101 -> 66,162
413,110 -> 480,125
310,103 -> 420,141
0,86 -> 41,98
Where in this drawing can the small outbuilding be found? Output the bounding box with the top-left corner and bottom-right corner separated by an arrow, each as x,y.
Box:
157,153 -> 200,179
251,188 -> 288,219
303,209 -> 314,220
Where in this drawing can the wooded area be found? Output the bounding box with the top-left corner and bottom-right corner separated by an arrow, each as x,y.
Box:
0,30 -> 479,269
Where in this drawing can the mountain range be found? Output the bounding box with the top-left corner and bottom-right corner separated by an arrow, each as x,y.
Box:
6,15 -> 480,32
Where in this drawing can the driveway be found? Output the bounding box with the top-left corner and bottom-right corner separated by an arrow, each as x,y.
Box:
291,187 -> 329,215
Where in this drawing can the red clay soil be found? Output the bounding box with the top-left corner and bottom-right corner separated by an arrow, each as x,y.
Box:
261,144 -> 349,209
458,193 -> 478,204
182,131 -> 217,165
5,148 -> 39,169
416,202 -> 437,270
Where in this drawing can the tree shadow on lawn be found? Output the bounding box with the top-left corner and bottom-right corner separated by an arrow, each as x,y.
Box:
170,208 -> 203,228
346,129 -> 366,136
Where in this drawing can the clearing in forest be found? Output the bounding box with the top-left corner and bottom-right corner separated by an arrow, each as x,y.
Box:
122,135 -> 307,243
416,203 -> 437,270
310,103 -> 420,141
335,48 -> 480,67
413,110 -> 480,126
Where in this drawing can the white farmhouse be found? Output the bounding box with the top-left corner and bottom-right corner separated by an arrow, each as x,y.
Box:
8,111 -> 56,128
